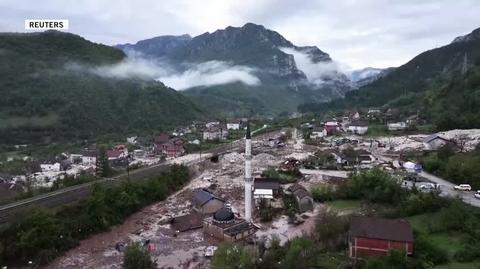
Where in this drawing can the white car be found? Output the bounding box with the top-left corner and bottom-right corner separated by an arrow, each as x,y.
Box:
474,191 -> 480,199
205,246 -> 218,257
419,183 -> 436,191
454,184 -> 472,191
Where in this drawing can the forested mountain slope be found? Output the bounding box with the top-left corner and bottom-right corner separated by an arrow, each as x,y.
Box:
0,31 -> 204,145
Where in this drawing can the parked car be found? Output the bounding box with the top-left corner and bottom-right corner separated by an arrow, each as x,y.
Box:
474,190 -> 480,199
205,246 -> 218,257
419,183 -> 436,191
454,184 -> 472,191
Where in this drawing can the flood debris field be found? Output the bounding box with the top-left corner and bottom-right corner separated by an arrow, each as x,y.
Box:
48,132 -> 323,269
47,128 -> 480,268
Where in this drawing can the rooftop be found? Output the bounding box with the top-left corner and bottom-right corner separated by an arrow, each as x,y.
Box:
254,177 -> 281,190
192,189 -> 224,207
350,216 -> 413,242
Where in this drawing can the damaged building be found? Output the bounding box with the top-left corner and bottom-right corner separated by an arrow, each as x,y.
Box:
203,207 -> 257,242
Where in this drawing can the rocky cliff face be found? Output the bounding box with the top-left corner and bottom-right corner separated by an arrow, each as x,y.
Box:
116,34 -> 192,58
116,23 -> 354,116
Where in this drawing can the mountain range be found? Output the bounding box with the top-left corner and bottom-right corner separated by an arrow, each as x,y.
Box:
117,23 -> 355,116
2,23 -> 479,145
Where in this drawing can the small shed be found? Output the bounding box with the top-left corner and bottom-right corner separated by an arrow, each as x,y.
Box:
288,183 -> 314,212
254,177 -> 281,197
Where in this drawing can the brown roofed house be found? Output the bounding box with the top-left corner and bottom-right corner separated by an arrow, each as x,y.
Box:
349,216 -> 414,260
170,212 -> 204,232
191,189 -> 225,215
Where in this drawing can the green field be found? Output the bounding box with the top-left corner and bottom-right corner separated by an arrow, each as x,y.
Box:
325,199 -> 362,210
408,212 -> 477,267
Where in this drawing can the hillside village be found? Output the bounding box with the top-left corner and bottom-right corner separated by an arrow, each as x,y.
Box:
0,120 -> 253,201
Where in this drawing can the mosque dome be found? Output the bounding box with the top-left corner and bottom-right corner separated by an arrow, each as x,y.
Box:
213,207 -> 235,224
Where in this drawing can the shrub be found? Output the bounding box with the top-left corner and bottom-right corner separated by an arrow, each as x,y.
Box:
344,168 -> 406,204
413,234 -> 449,265
123,242 -> 154,269
311,185 -> 340,202
454,242 -> 480,262
211,242 -> 256,269
314,209 -> 349,251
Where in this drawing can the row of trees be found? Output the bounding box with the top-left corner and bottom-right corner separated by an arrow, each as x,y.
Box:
0,164 -> 190,267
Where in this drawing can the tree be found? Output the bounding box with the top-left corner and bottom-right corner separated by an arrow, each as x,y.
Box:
211,242 -> 256,269
454,134 -> 469,153
123,242 -> 154,269
259,198 -> 273,222
96,146 -> 111,177
281,238 -> 317,269
314,208 -> 349,251
366,249 -> 408,269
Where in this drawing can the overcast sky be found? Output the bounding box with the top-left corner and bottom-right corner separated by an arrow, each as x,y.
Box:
1,0 -> 479,69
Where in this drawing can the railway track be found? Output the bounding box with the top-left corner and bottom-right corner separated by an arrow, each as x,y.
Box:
0,130 -> 281,224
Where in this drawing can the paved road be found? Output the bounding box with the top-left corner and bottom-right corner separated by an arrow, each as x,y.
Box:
0,130 -> 281,224
299,169 -> 349,179
371,149 -> 480,208
420,171 -> 480,207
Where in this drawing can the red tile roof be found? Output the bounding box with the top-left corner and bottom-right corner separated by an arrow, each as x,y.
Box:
107,149 -> 124,159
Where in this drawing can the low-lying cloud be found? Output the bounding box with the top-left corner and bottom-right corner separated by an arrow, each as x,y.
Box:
69,58 -> 260,90
280,47 -> 345,85
91,58 -> 171,79
156,61 -> 260,90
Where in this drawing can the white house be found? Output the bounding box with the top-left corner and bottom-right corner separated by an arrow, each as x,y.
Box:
311,127 -> 327,138
81,155 -> 96,165
342,111 -> 360,125
347,122 -> 369,135
133,149 -> 145,158
203,126 -> 228,140
70,154 -> 83,164
227,122 -> 241,130
205,121 -> 220,128
126,136 -> 137,144
324,121 -> 341,135
387,122 -> 407,131
40,163 -> 61,172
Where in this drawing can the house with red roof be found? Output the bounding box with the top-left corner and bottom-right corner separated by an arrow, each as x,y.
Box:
349,216 -> 414,260
106,149 -> 128,161
153,136 -> 186,158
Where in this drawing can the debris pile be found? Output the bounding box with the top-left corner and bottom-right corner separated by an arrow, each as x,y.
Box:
220,152 -> 244,165
252,153 -> 278,167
